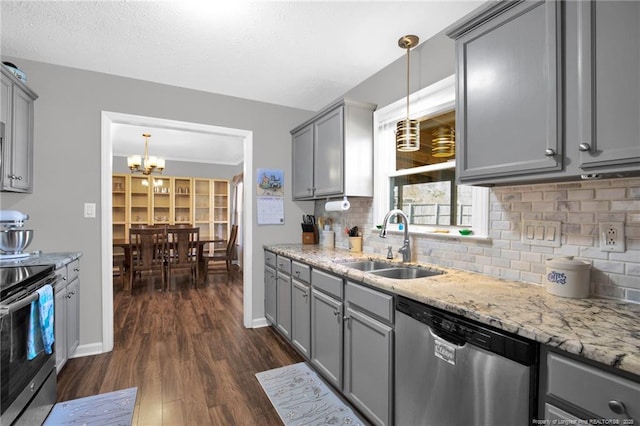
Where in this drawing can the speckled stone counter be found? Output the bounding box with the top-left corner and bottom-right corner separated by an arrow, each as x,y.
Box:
265,244 -> 640,378
0,251 -> 82,269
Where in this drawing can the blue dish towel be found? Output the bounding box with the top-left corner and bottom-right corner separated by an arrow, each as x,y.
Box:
27,284 -> 55,360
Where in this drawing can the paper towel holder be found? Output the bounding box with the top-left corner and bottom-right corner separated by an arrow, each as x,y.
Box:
324,196 -> 350,212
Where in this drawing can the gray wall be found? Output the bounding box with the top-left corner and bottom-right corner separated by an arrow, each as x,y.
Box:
1,58 -> 313,348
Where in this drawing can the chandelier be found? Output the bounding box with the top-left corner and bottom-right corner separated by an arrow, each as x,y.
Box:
396,35 -> 420,152
127,133 -> 165,175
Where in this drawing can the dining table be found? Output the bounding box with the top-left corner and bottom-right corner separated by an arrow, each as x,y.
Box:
113,237 -> 225,290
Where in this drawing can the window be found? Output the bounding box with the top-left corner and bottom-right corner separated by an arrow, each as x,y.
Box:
374,76 -> 489,237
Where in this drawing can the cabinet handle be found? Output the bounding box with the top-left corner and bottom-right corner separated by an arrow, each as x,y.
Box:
295,271 -> 300,277
74,267 -> 80,272
578,142 -> 592,152
544,148 -> 556,157
9,174 -> 22,180
333,310 -> 340,316
608,400 -> 628,416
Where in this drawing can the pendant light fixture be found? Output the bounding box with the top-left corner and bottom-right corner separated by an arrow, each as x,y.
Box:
127,133 -> 165,175
396,34 -> 420,152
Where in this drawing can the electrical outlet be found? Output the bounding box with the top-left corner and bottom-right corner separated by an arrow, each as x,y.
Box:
599,222 -> 625,252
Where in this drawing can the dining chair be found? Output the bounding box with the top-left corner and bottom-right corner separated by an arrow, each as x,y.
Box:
206,224 -> 238,274
166,226 -> 200,288
129,227 -> 168,293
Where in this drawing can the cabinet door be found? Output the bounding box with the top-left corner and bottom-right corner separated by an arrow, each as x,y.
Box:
455,0 -> 562,183
66,278 -> 80,358
6,84 -> 34,192
344,307 -> 393,426
291,279 -> 311,359
264,266 -> 277,325
577,0 -> 640,170
0,76 -> 11,190
313,106 -> 344,197
292,124 -> 314,199
276,271 -> 291,340
310,288 -> 343,389
54,285 -> 68,374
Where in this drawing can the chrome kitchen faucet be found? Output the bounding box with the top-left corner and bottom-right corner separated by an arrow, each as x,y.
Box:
380,209 -> 411,263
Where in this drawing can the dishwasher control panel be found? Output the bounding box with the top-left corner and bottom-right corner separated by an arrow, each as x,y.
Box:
396,296 -> 537,365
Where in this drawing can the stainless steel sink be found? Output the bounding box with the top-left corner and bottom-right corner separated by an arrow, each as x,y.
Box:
340,260 -> 396,271
369,267 -> 444,280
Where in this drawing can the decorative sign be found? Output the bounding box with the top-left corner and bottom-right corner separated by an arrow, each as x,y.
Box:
257,168 -> 284,225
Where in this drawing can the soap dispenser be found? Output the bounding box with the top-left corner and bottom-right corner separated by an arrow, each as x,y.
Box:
387,246 -> 394,259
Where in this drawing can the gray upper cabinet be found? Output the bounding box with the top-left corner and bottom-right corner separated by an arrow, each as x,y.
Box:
448,0 -> 562,184
574,0 -> 640,173
292,124 -> 314,199
1,65 -> 38,193
291,98 -> 376,200
447,0 -> 640,185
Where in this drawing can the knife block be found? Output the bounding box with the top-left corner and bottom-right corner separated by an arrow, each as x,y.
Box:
302,226 -> 319,244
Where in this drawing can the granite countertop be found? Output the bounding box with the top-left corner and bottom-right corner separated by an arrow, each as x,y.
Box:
0,251 -> 82,269
265,244 -> 640,378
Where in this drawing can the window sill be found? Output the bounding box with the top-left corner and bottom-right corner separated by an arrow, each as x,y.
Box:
371,227 -> 491,242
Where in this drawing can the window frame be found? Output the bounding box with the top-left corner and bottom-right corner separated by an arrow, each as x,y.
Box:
373,75 -> 489,238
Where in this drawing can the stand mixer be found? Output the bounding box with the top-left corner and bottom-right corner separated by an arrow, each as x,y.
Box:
0,210 -> 34,259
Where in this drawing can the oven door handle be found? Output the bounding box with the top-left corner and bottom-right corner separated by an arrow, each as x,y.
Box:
0,292 -> 40,315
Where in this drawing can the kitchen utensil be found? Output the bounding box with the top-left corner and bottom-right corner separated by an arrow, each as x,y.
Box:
0,229 -> 33,254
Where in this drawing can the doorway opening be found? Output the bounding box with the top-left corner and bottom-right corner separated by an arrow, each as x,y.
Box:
100,111 -> 254,352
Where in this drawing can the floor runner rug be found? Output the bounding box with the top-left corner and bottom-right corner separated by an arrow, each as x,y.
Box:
256,362 -> 368,426
44,387 -> 137,426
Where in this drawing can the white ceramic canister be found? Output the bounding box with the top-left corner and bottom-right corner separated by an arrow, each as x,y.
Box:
544,257 -> 591,298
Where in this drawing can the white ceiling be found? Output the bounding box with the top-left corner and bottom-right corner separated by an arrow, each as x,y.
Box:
1,0 -> 482,165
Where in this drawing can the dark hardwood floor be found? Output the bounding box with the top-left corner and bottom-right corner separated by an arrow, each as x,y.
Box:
56,267 -> 303,425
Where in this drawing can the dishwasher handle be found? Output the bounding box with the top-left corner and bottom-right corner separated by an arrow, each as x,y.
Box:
428,324 -> 466,347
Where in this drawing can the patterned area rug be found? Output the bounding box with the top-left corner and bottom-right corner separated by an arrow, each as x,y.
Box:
44,387 -> 137,426
256,362 -> 368,426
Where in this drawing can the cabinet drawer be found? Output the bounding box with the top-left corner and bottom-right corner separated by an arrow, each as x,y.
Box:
67,259 -> 80,282
312,269 -> 343,299
547,351 -> 640,420
276,255 -> 291,274
291,261 -> 311,283
264,251 -> 277,268
345,281 -> 393,324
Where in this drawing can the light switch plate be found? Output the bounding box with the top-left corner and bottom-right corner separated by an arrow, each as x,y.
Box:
84,203 -> 96,218
521,220 -> 561,247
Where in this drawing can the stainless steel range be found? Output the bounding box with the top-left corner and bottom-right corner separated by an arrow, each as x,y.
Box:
0,251 -> 58,423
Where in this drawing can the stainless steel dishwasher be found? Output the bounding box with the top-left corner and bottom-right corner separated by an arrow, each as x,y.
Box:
395,296 -> 537,425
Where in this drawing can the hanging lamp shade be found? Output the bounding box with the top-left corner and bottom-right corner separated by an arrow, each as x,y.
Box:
396,35 -> 420,152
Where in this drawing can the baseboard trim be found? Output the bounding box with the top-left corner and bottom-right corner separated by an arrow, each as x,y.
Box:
252,317 -> 269,328
70,342 -> 106,359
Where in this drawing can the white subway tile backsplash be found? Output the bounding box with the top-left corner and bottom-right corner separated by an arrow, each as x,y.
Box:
315,178 -> 640,303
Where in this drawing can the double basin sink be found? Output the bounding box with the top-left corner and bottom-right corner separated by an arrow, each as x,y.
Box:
339,260 -> 444,280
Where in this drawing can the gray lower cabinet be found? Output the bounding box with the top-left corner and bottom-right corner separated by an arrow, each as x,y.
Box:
310,287 -> 343,389
343,281 -> 394,426
541,348 -> 640,421
291,260 -> 311,358
276,256 -> 292,340
291,279 -> 311,358
264,265 -> 277,325
53,258 -> 81,373
1,64 -> 38,193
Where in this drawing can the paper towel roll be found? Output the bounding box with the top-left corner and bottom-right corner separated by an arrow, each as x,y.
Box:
325,199 -> 350,211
